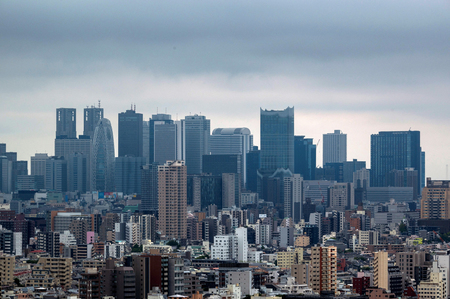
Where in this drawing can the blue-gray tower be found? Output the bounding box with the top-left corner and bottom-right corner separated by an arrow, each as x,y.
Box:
92,118 -> 115,192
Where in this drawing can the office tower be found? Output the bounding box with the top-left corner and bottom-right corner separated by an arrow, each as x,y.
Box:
203,154 -> 241,175
323,130 -> 347,165
342,159 -> 366,183
294,136 -> 316,180
260,107 -> 294,171
55,136 -> 91,192
0,144 -> 5,155
17,175 -> 44,190
184,114 -> 210,175
31,153 -> 49,176
284,174 -> 303,223
143,120 -> 150,163
158,160 -> 187,239
56,108 -> 76,139
421,178 -> 450,219
387,168 -> 419,200
37,231 -> 60,257
92,118 -> 115,192
329,183 -> 354,211
371,131 -> 422,192
0,156 -> 12,193
115,156 -> 146,195
83,105 -> 104,138
210,128 -> 252,185
141,163 -> 159,213
68,152 -> 88,193
309,246 -> 337,294
421,151 -> 426,192
45,157 -> 67,192
118,108 -> 143,157
148,113 -> 173,163
246,148 -> 260,193
222,173 -> 240,208
374,251 -> 388,290
187,174 -> 222,210
154,121 -> 183,164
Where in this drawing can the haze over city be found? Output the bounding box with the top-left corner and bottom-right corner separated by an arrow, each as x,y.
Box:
1,0 -> 450,178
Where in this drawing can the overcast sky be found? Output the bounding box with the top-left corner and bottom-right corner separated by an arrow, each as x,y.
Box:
1,0 -> 450,178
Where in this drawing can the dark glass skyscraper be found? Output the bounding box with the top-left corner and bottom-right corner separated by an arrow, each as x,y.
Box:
118,109 -> 143,157
371,131 -> 422,195
246,149 -> 260,193
148,113 -> 173,163
294,136 -> 316,180
260,107 -> 294,172
184,114 -> 210,175
56,108 -> 76,139
83,105 -> 104,138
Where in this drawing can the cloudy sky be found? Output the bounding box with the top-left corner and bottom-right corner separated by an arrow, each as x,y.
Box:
1,0 -> 450,178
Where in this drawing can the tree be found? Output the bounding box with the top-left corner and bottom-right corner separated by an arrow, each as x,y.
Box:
131,244 -> 143,252
399,222 -> 408,233
167,240 -> 179,247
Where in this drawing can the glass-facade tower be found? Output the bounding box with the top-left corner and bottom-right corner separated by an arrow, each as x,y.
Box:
260,107 -> 294,172
92,118 -> 115,192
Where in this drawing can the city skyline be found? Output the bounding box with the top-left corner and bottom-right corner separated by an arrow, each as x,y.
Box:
1,1 -> 450,179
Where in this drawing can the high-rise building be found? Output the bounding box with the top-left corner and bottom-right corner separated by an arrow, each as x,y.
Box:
284,174 -> 303,223
246,148 -> 260,193
56,108 -> 76,139
118,109 -> 143,157
294,136 -> 316,180
421,178 -> 450,219
31,153 -> 49,176
132,254 -> 169,297
83,105 -> 104,138
0,144 -> 5,155
37,257 -> 72,289
222,173 -> 241,208
148,113 -> 174,163
115,156 -> 146,195
141,163 -> 159,213
0,156 -> 12,194
184,114 -> 210,175
36,231 -> 60,257
342,159 -> 366,183
329,183 -> 354,211
210,128 -> 252,185
158,161 -> 187,239
309,246 -> 337,294
323,130 -> 347,165
143,120 -> 150,163
91,118 -> 115,192
154,121 -> 184,164
374,251 -> 388,290
55,138 -> 91,192
371,131 -> 422,194
260,107 -> 294,171
45,157 -> 67,192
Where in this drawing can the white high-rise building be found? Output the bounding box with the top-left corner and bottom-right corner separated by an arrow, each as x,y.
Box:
235,227 -> 248,262
126,222 -> 141,246
323,130 -> 347,165
255,222 -> 272,246
211,234 -> 238,260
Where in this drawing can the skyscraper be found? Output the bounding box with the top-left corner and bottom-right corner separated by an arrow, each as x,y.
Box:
83,105 -> 104,138
158,160 -> 187,239
141,163 -> 159,213
148,113 -> 173,163
154,121 -> 183,164
45,156 -> 67,192
184,114 -> 210,175
260,107 -> 294,171
371,131 -> 422,194
118,108 -> 143,157
31,153 -> 49,176
210,128 -> 253,185
294,136 -> 316,180
114,156 -> 146,195
323,130 -> 347,165
56,108 -> 76,139
92,118 -> 115,192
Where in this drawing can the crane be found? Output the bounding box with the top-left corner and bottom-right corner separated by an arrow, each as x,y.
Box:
433,231 -> 450,249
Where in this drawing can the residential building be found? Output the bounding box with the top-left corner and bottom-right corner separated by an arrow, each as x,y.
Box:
37,257 -> 73,289
277,247 -> 303,269
421,178 -> 450,219
158,161 -> 187,239
309,246 -> 337,294
36,231 -> 60,257
373,251 -> 388,290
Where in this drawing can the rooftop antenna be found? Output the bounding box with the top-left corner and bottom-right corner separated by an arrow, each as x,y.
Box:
134,104 -> 136,111
447,165 -> 448,180
131,103 -> 133,110
98,100 -> 101,108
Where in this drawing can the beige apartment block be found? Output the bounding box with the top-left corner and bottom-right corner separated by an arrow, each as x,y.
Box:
373,251 -> 388,290
37,257 -> 73,289
309,246 -> 337,294
0,254 -> 15,286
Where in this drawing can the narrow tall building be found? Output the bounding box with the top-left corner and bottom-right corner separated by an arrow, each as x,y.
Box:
309,246 -> 337,294
323,130 -> 347,165
184,115 -> 210,175
118,108 -> 143,157
158,161 -> 187,239
374,251 -> 389,290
